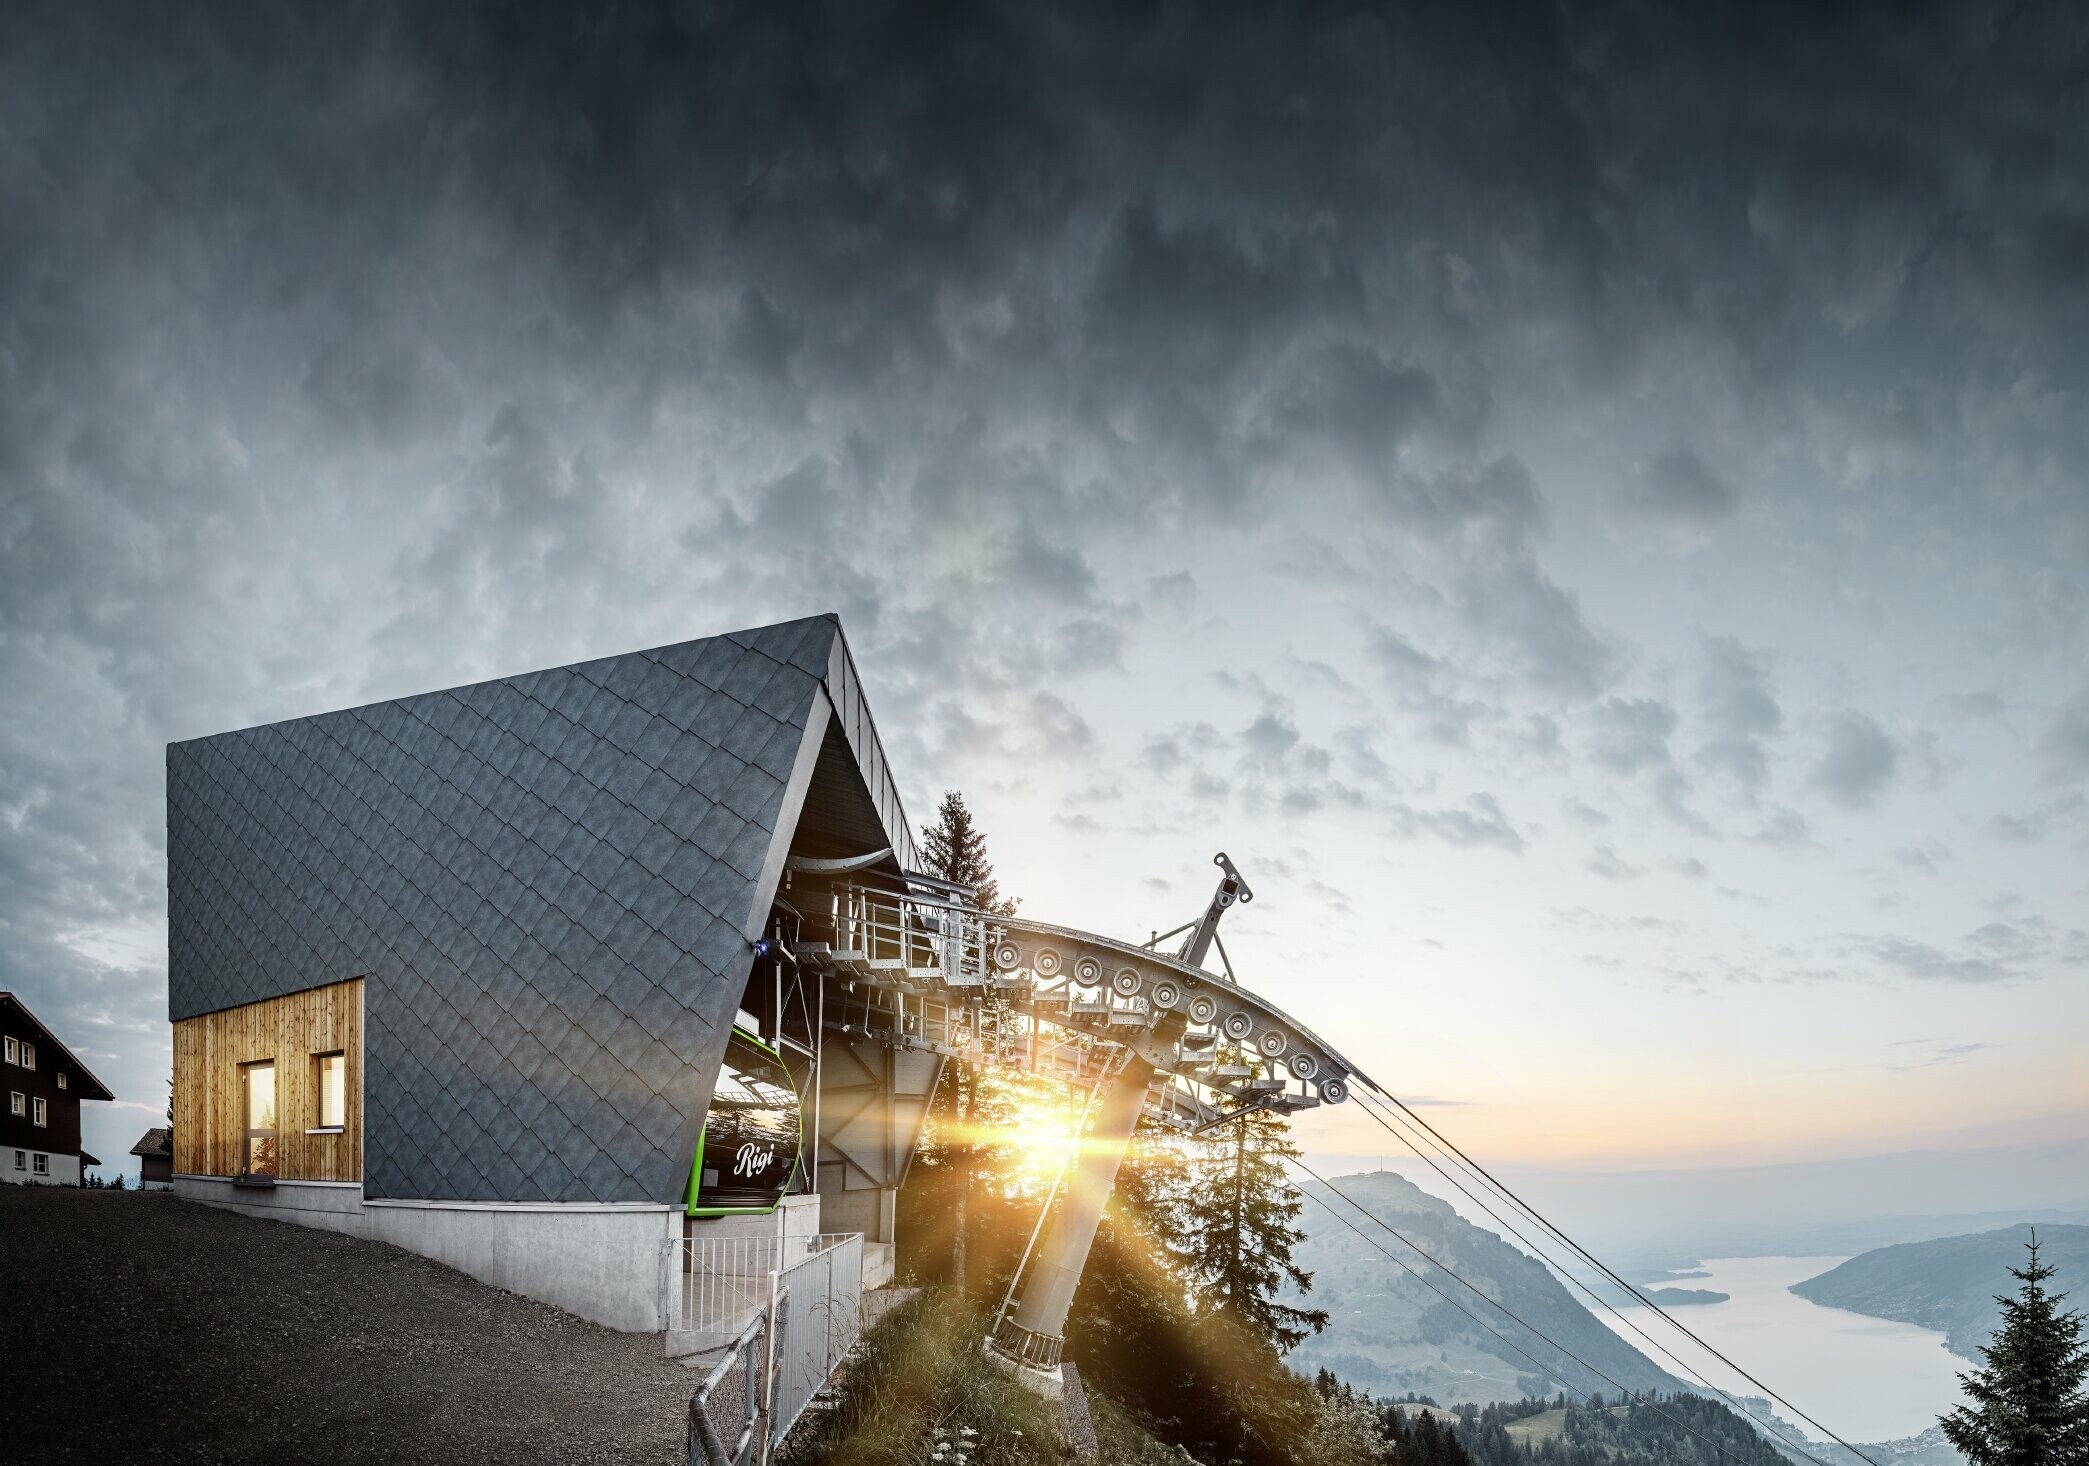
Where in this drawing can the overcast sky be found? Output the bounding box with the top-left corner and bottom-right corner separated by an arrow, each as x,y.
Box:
4,3 -> 2085,1192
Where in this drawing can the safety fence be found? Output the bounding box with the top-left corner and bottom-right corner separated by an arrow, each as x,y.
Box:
681,1233 -> 813,1337
687,1232 -> 865,1466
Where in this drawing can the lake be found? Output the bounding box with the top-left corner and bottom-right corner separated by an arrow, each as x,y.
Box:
1590,1255 -> 1967,1443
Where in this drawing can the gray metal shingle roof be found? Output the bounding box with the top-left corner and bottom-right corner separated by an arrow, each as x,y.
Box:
166,614 -> 854,1203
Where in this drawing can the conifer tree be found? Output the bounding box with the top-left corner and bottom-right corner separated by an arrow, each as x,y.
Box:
920,790 -> 1016,1289
1180,1066 -> 1330,1352
921,790 -> 1017,915
1942,1233 -> 2089,1466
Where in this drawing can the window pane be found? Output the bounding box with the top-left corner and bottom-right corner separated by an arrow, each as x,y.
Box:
247,1062 -> 275,1131
248,1136 -> 277,1175
319,1054 -> 345,1128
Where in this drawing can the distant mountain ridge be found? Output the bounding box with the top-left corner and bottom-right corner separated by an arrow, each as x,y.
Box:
1790,1223 -> 2089,1359
1289,1169 -> 1687,1406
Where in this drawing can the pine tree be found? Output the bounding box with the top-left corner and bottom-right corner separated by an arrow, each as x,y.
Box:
919,790 -> 1017,1289
1180,1067 -> 1330,1352
920,790 -> 1017,916
1942,1233 -> 2089,1466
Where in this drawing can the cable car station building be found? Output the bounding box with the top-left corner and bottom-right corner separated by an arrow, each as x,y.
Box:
167,614 -> 1363,1391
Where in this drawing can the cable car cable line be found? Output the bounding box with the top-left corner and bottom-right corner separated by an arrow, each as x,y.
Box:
1350,1082 -> 1883,1466
1291,1168 -> 1628,1408
1342,1089 -> 1869,1466
1287,1155 -> 1798,1466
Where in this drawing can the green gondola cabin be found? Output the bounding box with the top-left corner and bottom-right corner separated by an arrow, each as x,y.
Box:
686,1028 -> 803,1216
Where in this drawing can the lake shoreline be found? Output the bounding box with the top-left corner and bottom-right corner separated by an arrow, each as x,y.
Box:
1590,1254 -> 1966,1442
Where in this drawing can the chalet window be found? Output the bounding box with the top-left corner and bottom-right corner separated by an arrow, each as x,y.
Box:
56,1072 -> 66,1090
18,1042 -> 31,1070
312,1051 -> 346,1131
240,1059 -> 277,1177
3,1036 -> 14,1064
32,1097 -> 47,1127
8,1092 -> 21,1116
32,1153 -> 48,1176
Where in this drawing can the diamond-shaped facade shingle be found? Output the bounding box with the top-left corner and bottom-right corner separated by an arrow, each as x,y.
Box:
166,615 -> 855,1204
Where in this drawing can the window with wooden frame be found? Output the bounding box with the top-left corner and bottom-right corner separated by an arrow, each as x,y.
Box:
3,1036 -> 14,1065
32,1097 -> 46,1127
32,1153 -> 48,1176
310,1051 -> 346,1132
18,1042 -> 31,1070
56,1072 -> 66,1090
10,1150 -> 21,1171
240,1059 -> 277,1177
7,1092 -> 21,1117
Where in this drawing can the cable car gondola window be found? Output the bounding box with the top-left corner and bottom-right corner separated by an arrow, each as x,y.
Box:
686,1030 -> 803,1216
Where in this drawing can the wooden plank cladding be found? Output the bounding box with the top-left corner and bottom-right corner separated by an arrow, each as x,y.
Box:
172,978 -> 362,1181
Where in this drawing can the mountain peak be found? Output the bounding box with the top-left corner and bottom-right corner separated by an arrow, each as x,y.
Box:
1324,1168 -> 1459,1220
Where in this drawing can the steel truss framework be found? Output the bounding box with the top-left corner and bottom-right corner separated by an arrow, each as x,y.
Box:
778,855 -> 1366,1394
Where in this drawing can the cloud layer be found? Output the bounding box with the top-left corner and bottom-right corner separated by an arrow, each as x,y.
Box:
4,1 -> 2086,1171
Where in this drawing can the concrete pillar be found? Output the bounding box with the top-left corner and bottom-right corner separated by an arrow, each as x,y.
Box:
984,1049 -> 1155,1397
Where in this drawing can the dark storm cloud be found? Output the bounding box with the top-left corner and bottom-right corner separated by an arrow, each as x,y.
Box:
5,0 -> 2089,1165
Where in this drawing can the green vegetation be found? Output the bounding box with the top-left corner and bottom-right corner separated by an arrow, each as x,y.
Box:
1180,1096 -> 1329,1350
1940,1234 -> 2089,1465
1387,1389 -> 1787,1466
776,1289 -> 1066,1466
1088,1390 -> 1196,1465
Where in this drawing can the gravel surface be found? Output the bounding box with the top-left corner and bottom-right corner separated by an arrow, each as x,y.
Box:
0,1186 -> 697,1465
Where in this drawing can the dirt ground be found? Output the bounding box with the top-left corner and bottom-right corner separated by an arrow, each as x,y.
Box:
0,1186 -> 698,1465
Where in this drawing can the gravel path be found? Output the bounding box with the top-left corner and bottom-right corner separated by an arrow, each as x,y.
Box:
1,1186 -> 697,1465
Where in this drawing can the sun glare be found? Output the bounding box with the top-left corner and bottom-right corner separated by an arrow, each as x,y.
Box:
999,1087 -> 1088,1189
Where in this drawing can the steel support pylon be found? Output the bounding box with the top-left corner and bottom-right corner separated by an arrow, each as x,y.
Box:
982,1045 -> 1160,1398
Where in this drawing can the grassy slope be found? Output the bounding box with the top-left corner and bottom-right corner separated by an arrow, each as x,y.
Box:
1503,1405 -> 1630,1445
781,1287 -> 1180,1466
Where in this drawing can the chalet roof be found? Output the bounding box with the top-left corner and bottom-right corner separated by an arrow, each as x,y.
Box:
165,614 -> 916,1205
131,1128 -> 172,1159
0,992 -> 115,1101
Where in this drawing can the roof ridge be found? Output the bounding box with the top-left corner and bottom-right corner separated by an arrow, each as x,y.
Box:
167,614 -> 846,748
0,992 -> 116,1100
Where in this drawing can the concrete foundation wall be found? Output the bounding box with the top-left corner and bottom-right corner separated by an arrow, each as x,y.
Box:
817,1185 -> 895,1243
365,1200 -> 678,1331
175,1176 -> 678,1332
174,1175 -> 364,1234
